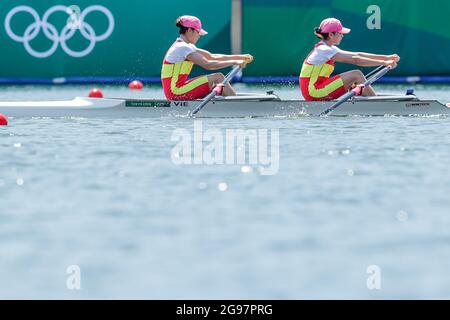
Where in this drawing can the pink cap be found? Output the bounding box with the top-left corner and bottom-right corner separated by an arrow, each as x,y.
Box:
178,15 -> 208,35
319,18 -> 351,34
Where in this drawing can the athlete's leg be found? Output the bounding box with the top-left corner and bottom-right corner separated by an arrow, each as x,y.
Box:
170,75 -> 210,100
340,70 -> 376,96
207,73 -> 236,96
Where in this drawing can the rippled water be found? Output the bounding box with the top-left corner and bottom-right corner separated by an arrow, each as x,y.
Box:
1,84 -> 450,299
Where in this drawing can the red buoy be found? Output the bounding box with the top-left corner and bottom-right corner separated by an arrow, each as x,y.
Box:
88,88 -> 103,98
128,80 -> 144,90
0,114 -> 8,126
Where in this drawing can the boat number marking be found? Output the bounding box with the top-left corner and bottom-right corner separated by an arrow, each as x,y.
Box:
405,102 -> 431,107
125,101 -> 189,108
126,101 -> 171,108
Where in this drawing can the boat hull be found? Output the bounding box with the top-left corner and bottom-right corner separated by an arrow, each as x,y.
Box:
1,96 -> 449,118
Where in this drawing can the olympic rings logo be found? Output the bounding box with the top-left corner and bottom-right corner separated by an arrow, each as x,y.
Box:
4,5 -> 115,58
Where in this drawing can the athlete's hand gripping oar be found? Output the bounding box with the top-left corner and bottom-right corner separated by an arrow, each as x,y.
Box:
319,66 -> 391,116
364,55 -> 399,79
190,66 -> 242,117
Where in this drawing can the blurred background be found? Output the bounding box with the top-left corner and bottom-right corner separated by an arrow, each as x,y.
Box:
1,0 -> 450,84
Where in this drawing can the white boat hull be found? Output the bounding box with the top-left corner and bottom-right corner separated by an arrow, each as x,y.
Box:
1,94 -> 449,118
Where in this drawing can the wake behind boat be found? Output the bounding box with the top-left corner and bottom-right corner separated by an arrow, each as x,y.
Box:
0,92 -> 449,118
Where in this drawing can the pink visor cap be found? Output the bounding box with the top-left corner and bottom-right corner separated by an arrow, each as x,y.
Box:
179,15 -> 208,35
320,18 -> 351,34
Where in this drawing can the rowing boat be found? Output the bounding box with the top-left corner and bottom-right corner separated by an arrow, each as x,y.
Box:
0,93 -> 449,118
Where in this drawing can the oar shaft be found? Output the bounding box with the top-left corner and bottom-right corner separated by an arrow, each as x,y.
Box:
191,66 -> 241,116
365,66 -> 384,80
319,66 -> 390,116
366,66 -> 391,85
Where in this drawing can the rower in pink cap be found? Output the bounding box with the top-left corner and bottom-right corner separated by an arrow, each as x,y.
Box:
300,18 -> 400,101
162,15 -> 253,101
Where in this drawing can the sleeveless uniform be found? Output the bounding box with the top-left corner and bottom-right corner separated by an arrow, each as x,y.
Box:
161,38 -> 211,101
300,41 -> 347,101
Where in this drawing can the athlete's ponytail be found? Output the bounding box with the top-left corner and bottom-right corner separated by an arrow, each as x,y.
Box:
314,27 -> 330,40
175,17 -> 189,34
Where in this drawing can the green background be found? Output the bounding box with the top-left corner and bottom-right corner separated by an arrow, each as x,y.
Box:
0,0 -> 230,78
243,0 -> 450,76
1,0 -> 449,79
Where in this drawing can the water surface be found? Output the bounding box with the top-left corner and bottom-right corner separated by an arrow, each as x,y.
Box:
1,84 -> 450,299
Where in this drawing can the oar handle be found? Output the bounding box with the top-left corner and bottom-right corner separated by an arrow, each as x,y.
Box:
191,66 -> 242,116
319,66 -> 391,116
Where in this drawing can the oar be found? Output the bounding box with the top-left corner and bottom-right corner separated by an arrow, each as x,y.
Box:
364,65 -> 384,80
319,66 -> 391,116
190,66 -> 242,116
